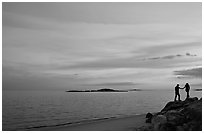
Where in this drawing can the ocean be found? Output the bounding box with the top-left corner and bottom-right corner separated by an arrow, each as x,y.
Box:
2,89 -> 202,130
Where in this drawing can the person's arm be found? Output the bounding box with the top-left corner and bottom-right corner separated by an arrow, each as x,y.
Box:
180,87 -> 184,89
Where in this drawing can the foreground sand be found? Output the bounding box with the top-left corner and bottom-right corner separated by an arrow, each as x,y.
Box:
33,114 -> 148,131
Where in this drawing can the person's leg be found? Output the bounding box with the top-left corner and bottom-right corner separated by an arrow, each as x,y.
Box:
187,91 -> 190,98
178,93 -> 181,101
174,93 -> 177,101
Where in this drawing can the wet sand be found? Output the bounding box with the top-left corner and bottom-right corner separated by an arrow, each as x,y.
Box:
31,114 -> 148,131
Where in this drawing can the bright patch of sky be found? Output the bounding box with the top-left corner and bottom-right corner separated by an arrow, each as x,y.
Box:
2,2 -> 202,90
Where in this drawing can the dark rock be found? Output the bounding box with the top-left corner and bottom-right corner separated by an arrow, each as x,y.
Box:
140,97 -> 202,131
176,126 -> 185,131
151,115 -> 167,130
186,121 -> 202,131
184,97 -> 198,103
182,123 -> 189,130
158,122 -> 177,131
145,112 -> 153,123
146,118 -> 151,123
165,110 -> 186,125
135,125 -> 153,131
161,101 -> 184,112
161,97 -> 199,112
184,97 -> 198,104
146,112 -> 153,118
181,99 -> 202,121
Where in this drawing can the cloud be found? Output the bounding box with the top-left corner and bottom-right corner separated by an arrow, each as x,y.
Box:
186,52 -> 196,56
174,67 -> 202,78
3,3 -> 201,25
2,3 -> 201,90
63,53 -> 200,70
145,53 -> 196,60
145,54 -> 182,60
139,41 -> 201,59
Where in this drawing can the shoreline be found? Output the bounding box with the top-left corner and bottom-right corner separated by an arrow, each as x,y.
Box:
25,114 -> 148,131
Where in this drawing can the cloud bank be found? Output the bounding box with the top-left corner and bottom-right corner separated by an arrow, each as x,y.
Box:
174,67 -> 202,78
2,3 -> 202,90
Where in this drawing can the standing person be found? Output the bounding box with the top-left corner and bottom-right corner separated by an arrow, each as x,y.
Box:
183,83 -> 190,99
174,84 -> 183,101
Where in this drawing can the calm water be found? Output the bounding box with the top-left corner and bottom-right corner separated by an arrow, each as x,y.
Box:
2,90 -> 202,130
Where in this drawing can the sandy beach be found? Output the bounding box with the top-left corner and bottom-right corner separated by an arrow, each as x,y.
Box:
29,114 -> 148,131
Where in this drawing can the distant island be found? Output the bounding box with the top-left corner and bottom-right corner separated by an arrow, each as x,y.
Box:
66,88 -> 128,92
128,89 -> 142,91
193,89 -> 202,91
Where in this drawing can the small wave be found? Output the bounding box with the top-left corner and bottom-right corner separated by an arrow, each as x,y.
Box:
24,114 -> 142,130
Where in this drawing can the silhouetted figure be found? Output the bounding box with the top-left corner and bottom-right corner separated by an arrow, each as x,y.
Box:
174,84 -> 183,101
183,83 -> 190,99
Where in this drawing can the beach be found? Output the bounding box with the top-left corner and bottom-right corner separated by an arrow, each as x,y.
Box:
29,114 -> 148,131
30,96 -> 202,131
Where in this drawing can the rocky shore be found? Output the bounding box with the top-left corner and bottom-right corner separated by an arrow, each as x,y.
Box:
138,97 -> 202,131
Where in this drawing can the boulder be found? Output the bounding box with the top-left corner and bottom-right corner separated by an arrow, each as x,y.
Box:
186,121 -> 202,131
145,112 -> 153,123
185,97 -> 198,102
158,122 -> 177,131
151,115 -> 167,130
165,110 -> 186,125
141,97 -> 202,131
176,125 -> 185,131
182,99 -> 201,120
135,125 -> 153,131
161,101 -> 184,112
161,97 -> 199,112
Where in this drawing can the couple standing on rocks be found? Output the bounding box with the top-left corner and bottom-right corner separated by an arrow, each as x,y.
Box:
174,83 -> 190,101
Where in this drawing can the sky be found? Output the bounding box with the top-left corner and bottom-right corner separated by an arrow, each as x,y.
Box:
2,2 -> 202,91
